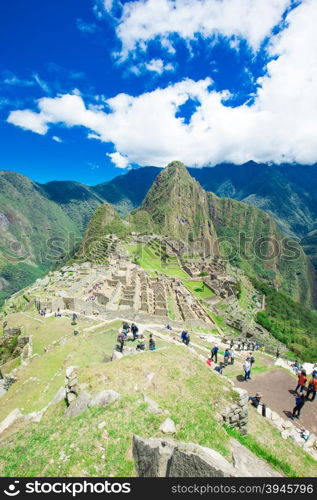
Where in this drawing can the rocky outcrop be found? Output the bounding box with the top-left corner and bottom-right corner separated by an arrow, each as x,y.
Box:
133,435 -> 282,477
221,387 -> 248,435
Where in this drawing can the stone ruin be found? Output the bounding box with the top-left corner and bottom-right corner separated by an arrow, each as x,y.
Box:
33,257 -> 213,325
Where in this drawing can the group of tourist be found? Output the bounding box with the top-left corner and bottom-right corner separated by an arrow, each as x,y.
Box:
291,367 -> 317,418
116,322 -> 156,353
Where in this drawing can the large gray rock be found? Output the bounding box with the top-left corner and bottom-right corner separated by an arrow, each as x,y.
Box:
133,435 -> 175,477
64,391 -> 91,418
88,390 -> 121,408
133,436 -> 284,478
168,443 -> 238,477
0,408 -> 23,436
133,435 -> 237,477
230,438 -> 282,477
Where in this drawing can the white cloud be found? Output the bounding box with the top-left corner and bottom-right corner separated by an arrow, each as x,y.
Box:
76,18 -> 98,34
6,1 -> 317,167
52,135 -> 62,143
3,72 -> 35,87
115,0 -> 291,58
145,59 -> 174,74
107,151 -> 129,168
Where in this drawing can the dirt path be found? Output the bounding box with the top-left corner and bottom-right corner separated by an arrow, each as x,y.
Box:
235,369 -> 317,435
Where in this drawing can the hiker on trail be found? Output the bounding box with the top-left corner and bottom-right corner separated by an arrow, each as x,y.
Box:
184,331 -> 190,346
136,334 -> 146,351
224,349 -> 230,366
149,334 -> 156,351
276,348 -> 280,359
306,376 -> 317,401
295,369 -> 307,394
181,330 -> 188,343
243,358 -> 251,381
166,324 -> 172,330
131,323 -> 139,340
117,331 -> 125,353
241,341 -> 245,351
210,345 -> 219,362
230,349 -> 236,365
248,392 -> 262,409
229,339 -> 234,349
214,362 -> 225,375
292,392 -> 306,419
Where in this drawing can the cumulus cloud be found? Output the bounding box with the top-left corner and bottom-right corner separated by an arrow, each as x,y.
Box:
107,151 -> 130,168
114,0 -> 291,58
6,0 -> 317,167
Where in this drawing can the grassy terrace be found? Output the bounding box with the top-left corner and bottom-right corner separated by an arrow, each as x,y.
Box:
125,242 -> 188,278
183,280 -> 215,300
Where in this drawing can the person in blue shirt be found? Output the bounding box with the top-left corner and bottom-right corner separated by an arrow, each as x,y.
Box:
211,345 -> 219,362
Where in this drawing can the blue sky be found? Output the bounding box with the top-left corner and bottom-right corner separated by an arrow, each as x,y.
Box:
1,0 -> 316,184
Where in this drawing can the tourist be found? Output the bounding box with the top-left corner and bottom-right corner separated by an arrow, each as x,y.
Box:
243,358 -> 251,381
241,341 -> 245,351
237,341 -> 241,351
276,348 -> 280,359
295,369 -> 307,394
149,334 -> 156,351
306,376 -> 317,401
248,392 -> 262,409
184,331 -> 190,346
131,323 -> 139,340
292,392 -> 306,419
311,365 -> 317,378
224,348 -> 230,366
136,335 -> 146,351
122,321 -> 130,333
210,345 -> 219,363
166,324 -> 172,330
117,331 -> 125,353
229,339 -> 234,349
214,362 -> 225,375
181,330 -> 188,343
230,349 -> 236,365
249,353 -> 255,375
292,360 -> 300,374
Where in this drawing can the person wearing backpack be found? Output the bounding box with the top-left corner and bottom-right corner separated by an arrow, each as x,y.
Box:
210,345 -> 219,363
223,349 -> 230,366
292,392 -> 306,418
306,376 -> 317,401
295,370 -> 307,394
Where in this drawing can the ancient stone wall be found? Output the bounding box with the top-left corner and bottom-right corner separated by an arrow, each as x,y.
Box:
221,387 -> 248,435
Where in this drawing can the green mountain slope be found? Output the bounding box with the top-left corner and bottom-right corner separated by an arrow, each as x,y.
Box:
78,161 -> 315,307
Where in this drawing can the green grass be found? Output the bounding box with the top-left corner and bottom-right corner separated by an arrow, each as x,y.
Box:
0,346 -> 234,477
183,280 -> 215,300
125,243 -> 188,278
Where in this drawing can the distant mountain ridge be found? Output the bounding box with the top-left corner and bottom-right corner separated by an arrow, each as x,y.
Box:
77,162 -> 315,308
1,160 -> 317,305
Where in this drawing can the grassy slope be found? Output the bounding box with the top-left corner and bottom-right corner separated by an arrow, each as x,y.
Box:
1,342 -> 316,477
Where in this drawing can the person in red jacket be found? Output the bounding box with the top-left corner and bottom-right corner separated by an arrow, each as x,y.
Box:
295,370 -> 307,394
306,376 -> 317,401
